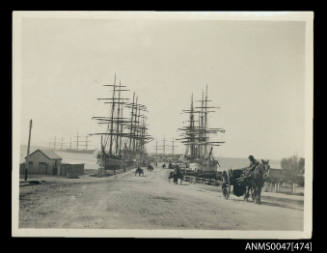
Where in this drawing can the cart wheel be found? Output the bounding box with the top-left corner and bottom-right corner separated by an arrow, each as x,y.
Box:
222,183 -> 230,199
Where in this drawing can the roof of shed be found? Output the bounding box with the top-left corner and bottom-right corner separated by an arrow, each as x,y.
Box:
26,149 -> 62,160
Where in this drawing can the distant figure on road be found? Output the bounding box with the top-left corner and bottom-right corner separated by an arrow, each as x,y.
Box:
168,171 -> 174,183
162,163 -> 166,169
174,165 -> 183,184
135,167 -> 144,176
147,164 -> 154,171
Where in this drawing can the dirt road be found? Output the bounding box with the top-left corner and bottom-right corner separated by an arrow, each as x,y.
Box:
19,167 -> 303,230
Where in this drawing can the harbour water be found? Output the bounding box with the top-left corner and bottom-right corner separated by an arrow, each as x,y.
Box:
19,145 -> 99,170
19,145 -> 281,171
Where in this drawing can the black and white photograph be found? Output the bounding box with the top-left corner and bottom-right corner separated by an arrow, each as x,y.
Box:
12,11 -> 313,238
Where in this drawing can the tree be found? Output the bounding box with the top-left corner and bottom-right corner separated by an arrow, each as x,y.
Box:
298,157 -> 305,174
280,155 -> 305,185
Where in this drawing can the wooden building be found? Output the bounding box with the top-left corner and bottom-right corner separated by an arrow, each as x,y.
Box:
23,149 -> 62,175
60,163 -> 84,178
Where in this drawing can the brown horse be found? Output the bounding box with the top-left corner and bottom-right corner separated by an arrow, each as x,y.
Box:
249,160 -> 270,204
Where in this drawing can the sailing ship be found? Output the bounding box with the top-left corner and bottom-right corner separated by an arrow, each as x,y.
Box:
64,135 -> 96,154
177,85 -> 225,172
91,73 -> 152,175
49,136 -> 96,154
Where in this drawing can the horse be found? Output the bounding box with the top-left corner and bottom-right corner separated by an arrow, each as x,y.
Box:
245,160 -> 270,204
244,184 -> 255,202
135,167 -> 144,176
222,160 -> 270,203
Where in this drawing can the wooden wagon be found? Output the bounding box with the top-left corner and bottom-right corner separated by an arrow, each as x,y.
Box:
221,168 -> 252,199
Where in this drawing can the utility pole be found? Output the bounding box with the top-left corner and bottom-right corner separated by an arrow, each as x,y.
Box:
25,119 -> 32,181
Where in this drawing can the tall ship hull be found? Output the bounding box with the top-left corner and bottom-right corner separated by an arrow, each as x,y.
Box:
192,159 -> 219,172
97,156 -> 127,170
186,159 -> 218,172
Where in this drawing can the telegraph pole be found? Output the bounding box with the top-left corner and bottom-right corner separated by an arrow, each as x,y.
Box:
25,119 -> 32,181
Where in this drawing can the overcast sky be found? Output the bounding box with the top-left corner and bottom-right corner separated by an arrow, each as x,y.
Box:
17,15 -> 306,160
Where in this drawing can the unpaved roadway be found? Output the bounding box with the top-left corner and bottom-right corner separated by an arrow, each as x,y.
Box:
19,167 -> 303,230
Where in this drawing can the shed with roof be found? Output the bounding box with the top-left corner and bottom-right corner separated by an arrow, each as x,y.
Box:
23,149 -> 62,175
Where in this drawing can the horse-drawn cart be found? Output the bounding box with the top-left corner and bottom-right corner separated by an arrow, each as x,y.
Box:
221,168 -> 250,200
220,160 -> 270,204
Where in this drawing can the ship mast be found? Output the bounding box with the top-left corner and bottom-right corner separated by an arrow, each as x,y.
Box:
177,85 -> 226,164
91,73 -> 153,169
91,73 -> 129,155
129,92 -> 135,151
178,93 -> 198,161
108,73 -> 117,156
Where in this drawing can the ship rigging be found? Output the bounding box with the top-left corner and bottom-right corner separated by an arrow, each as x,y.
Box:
90,73 -> 153,174
177,85 -> 225,171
